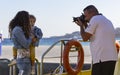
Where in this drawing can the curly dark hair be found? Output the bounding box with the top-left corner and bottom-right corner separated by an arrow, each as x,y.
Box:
9,11 -> 31,39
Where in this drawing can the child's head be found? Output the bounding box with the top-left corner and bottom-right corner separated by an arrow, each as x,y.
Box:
29,15 -> 36,27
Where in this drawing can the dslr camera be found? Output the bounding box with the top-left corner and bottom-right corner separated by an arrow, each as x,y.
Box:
73,13 -> 86,23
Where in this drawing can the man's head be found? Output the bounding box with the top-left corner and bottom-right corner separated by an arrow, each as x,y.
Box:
83,5 -> 99,22
29,15 -> 36,27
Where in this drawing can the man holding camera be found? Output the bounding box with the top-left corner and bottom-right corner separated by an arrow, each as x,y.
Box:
74,5 -> 118,75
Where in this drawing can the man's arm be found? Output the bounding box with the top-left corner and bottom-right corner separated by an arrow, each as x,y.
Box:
74,17 -> 92,41
80,25 -> 92,41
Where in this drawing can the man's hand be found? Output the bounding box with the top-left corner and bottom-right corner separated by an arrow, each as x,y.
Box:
74,17 -> 83,27
74,18 -> 88,29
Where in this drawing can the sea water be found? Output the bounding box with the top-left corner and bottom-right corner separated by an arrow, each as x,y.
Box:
1,38 -> 90,46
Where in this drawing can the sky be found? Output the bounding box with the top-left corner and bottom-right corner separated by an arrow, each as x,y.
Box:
0,0 -> 120,38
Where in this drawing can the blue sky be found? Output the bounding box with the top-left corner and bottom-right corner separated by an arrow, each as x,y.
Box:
0,0 -> 120,38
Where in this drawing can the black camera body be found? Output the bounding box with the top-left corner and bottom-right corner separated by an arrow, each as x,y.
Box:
73,14 -> 86,23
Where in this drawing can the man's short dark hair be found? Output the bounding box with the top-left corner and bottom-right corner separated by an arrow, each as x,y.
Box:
83,5 -> 99,14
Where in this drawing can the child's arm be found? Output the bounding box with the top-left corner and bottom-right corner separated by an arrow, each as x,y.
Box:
34,26 -> 43,39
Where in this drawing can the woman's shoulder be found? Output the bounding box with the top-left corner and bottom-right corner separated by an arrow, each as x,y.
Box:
13,26 -> 22,33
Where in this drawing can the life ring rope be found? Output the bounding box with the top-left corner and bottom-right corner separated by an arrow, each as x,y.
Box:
63,40 -> 84,75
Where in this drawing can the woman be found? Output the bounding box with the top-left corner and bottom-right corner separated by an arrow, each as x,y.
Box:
11,14 -> 43,75
9,10 -> 36,75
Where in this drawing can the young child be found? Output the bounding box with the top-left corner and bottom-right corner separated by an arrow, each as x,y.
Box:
12,14 -> 43,75
29,14 -> 43,74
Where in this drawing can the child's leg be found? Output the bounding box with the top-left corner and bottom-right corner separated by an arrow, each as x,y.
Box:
13,47 -> 17,59
30,45 -> 35,66
30,45 -> 35,74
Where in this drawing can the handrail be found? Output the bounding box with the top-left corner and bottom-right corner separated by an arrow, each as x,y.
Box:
40,39 -> 85,75
8,58 -> 40,66
40,40 -> 62,75
9,58 -> 40,75
8,39 -> 88,75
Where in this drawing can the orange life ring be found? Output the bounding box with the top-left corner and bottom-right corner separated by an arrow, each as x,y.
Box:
63,40 -> 84,75
115,41 -> 120,54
